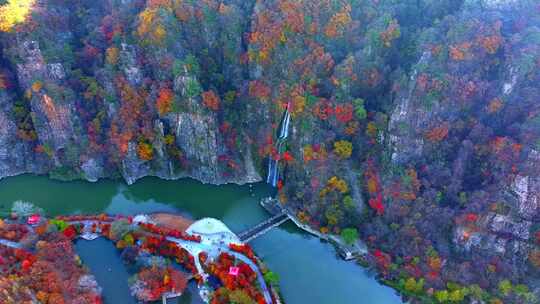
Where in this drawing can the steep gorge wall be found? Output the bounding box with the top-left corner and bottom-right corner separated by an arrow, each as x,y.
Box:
0,0 -> 264,185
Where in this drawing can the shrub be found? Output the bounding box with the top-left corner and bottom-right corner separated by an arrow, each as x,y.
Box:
341,227 -> 358,245
403,277 -> 424,294
343,195 -> 354,209
11,201 -> 43,217
263,271 -> 279,286
185,78 -> 202,98
498,279 -> 512,296
353,98 -> 367,120
50,219 -> 68,232
110,219 -> 132,240
434,290 -> 448,302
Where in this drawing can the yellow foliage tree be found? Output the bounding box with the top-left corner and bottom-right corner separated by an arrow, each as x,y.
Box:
320,176 -> 349,197
291,94 -> 306,116
333,140 -> 353,159
153,24 -> 166,43
31,81 -> 43,93
0,0 -> 36,32
367,177 -> 378,194
366,122 -> 378,137
106,47 -> 120,65
137,8 -> 167,45
303,145 -> 314,163
164,134 -> 175,145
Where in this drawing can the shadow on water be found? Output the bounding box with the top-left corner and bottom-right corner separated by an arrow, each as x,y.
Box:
0,175 -> 117,215
174,282 -> 206,304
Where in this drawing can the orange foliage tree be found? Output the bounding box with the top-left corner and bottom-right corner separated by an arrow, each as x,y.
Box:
137,141 -> 154,161
425,123 -> 450,142
530,250 -> 540,268
479,35 -> 502,54
156,87 -> 174,116
202,90 -> 220,111
279,0 -> 305,33
365,162 -> 384,215
147,0 -> 173,8
110,76 -> 151,157
132,266 -> 187,302
248,80 -> 271,101
487,98 -> 503,113
324,4 -> 352,38
380,19 -> 401,47
449,42 -> 472,61
0,73 -> 7,90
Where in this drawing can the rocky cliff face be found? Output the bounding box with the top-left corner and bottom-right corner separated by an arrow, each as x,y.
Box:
0,0 -> 539,302
385,1 -> 539,262
0,0 -> 262,185
0,90 -> 37,177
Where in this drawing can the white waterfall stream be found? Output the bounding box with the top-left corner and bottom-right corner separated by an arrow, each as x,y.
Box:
267,103 -> 291,187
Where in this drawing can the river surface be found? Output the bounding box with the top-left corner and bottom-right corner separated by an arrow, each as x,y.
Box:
0,175 -> 402,304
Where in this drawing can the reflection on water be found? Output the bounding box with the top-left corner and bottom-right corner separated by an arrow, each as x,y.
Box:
0,175 -> 402,304
75,238 -> 206,304
176,282 -> 206,304
75,238 -> 136,304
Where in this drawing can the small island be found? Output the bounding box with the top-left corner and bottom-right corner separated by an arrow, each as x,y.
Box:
0,208 -> 281,304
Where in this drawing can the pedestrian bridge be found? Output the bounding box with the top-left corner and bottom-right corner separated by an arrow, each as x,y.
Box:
238,212 -> 290,243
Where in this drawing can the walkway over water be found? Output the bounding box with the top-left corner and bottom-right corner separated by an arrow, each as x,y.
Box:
238,212 -> 290,243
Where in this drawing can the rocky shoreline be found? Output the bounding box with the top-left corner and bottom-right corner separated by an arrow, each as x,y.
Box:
260,197 -> 367,261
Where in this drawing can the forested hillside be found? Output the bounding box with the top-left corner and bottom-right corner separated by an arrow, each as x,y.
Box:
0,0 -> 539,302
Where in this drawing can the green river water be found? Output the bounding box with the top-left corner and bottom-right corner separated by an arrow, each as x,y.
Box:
0,175 -> 402,304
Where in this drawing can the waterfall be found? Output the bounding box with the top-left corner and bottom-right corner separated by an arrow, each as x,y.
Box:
266,159 -> 279,187
281,110 -> 290,140
266,157 -> 273,184
267,103 -> 291,187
